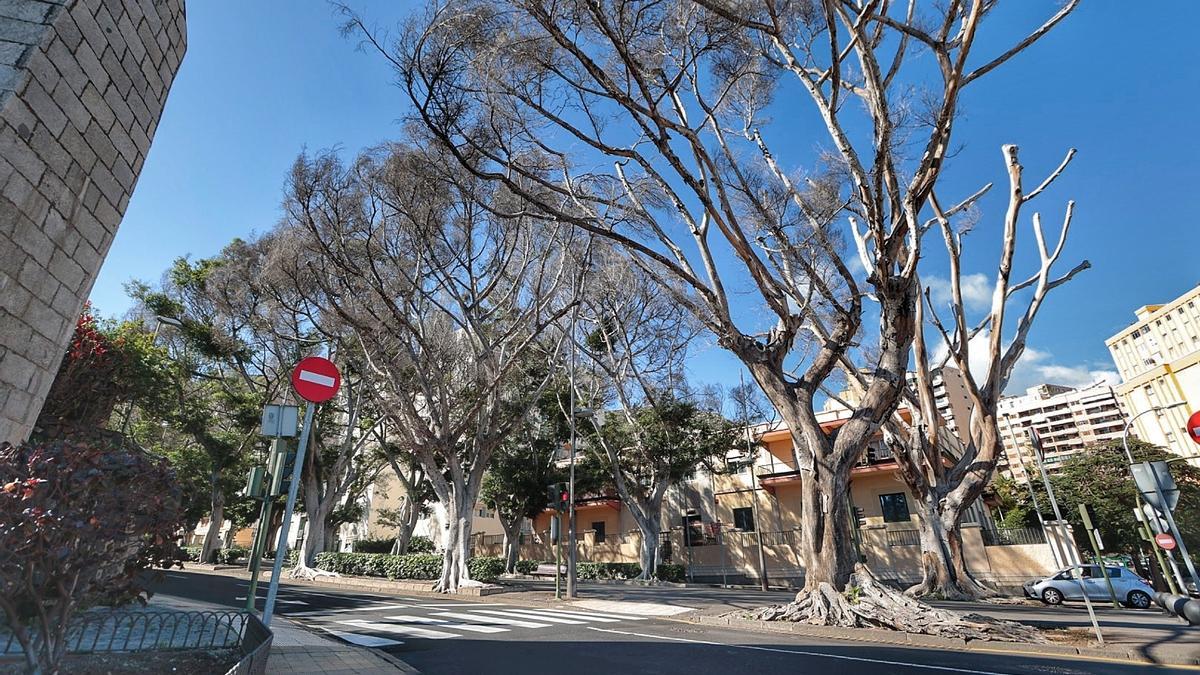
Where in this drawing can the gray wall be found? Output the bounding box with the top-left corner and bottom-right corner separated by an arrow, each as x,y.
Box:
0,0 -> 186,443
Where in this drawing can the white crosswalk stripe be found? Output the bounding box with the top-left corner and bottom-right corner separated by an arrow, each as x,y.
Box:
311,604 -> 651,647
430,611 -> 551,628
319,628 -> 403,647
383,615 -> 509,634
468,608 -> 586,625
289,603 -> 410,617
339,619 -> 459,640
531,608 -> 645,622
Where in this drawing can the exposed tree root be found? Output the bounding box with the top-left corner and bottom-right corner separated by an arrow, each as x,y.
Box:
904,573 -> 999,602
289,563 -> 340,581
752,564 -> 1044,643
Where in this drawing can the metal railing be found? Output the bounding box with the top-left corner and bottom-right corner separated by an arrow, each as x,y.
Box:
886,529 -> 921,547
981,526 -> 1047,547
1,610 -> 250,656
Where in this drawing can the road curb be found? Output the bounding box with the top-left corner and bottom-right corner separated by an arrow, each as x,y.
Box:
684,614 -> 1200,667
177,563 -> 508,597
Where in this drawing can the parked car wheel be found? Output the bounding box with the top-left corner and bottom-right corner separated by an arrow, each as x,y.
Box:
1125,590 -> 1152,609
1042,588 -> 1063,605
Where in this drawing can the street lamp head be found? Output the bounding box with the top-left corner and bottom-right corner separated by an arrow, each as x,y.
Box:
573,407 -> 594,418
154,315 -> 184,327
1155,401 -> 1188,412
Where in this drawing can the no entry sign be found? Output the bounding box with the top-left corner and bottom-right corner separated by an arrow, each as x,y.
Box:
291,356 -> 341,403
1156,533 -> 1177,551
1188,410 -> 1200,446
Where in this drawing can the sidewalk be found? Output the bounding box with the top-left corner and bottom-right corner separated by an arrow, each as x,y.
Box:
178,565 -> 1200,668
150,593 -> 417,673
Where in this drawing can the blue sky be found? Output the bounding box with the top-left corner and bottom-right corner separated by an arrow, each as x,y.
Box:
91,1 -> 1200,394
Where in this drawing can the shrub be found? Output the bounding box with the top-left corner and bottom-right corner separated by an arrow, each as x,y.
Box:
655,564 -> 686,582
218,547 -> 248,565
467,556 -> 505,582
312,552 -> 506,582
182,545 -> 203,562
352,537 -> 396,554
515,559 -> 539,575
0,439 -> 184,674
407,535 -> 434,553
576,562 -> 641,580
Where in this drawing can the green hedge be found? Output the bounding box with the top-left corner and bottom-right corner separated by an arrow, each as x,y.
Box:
313,552 -> 506,583
407,536 -> 434,553
515,559 -> 539,575
576,562 -> 685,582
352,537 -> 396,554
218,546 -> 248,564
182,546 -> 203,562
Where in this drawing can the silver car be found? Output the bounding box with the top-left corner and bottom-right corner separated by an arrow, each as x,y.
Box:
1023,565 -> 1155,609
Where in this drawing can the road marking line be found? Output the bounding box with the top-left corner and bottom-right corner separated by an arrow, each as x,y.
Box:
431,611 -> 550,628
339,619 -> 458,640
415,603 -> 510,608
585,627 -> 1013,675
288,603 -> 411,617
467,609 -> 585,625
298,370 -> 336,387
319,628 -> 403,647
535,608 -> 642,622
384,615 -> 509,634
236,596 -> 308,605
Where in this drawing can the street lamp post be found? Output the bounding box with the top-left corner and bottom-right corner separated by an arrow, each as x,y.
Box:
1123,403 -> 1196,594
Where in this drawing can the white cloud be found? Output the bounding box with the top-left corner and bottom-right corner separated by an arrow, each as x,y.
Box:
931,331 -> 1118,395
925,273 -> 993,312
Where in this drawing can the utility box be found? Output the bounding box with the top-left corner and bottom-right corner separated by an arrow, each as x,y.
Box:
261,404 -> 300,438
245,466 -> 265,499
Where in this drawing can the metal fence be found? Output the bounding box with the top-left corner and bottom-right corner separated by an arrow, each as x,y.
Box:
886,529 -> 921,547
981,526 -> 1046,547
1,610 -> 250,656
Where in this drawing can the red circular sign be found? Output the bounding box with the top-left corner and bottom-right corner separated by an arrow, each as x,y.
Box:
1156,533 -> 1177,551
1188,410 -> 1200,446
291,356 -> 341,403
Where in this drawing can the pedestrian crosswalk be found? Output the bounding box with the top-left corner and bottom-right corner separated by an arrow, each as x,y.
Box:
300,602 -> 650,647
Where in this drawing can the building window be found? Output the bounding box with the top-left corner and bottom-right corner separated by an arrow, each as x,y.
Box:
879,493 -> 911,523
732,507 -> 755,532
591,521 -> 606,543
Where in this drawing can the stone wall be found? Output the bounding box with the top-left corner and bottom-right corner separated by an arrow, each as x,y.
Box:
0,0 -> 186,443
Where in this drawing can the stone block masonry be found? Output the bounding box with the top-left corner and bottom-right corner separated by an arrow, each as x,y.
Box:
0,0 -> 186,444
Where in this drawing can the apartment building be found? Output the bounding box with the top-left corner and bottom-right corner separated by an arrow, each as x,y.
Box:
1106,283 -> 1200,460
995,383 -> 1127,479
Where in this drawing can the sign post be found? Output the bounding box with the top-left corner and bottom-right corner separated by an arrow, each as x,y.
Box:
261,357 -> 340,627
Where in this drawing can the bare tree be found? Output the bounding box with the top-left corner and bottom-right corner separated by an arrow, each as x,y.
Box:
281,143 -> 576,591
882,145 -> 1088,598
573,256 -> 733,578
343,0 -> 1079,621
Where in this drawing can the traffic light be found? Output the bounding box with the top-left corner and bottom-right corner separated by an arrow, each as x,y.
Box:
546,483 -> 570,511
853,506 -> 866,528
547,484 -> 560,510
558,485 -> 570,512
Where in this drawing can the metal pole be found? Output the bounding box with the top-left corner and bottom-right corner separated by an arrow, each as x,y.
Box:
262,403 -> 316,627
245,498 -> 274,612
1148,468 -> 1200,589
1078,504 -> 1119,608
1005,416 -> 1058,567
1123,405 -> 1194,592
1030,430 -> 1103,643
555,514 -> 563,600
567,303 -> 579,598
1134,507 -> 1179,595
751,488 -> 769,591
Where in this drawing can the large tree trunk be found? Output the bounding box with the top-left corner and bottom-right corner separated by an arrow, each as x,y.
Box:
435,493 -> 476,592
907,496 -> 991,599
632,512 -> 661,580
798,465 -> 856,590
391,497 -> 422,554
200,473 -> 225,564
500,516 -> 521,573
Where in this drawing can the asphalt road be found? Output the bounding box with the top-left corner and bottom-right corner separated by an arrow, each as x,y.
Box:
151,571 -> 1190,675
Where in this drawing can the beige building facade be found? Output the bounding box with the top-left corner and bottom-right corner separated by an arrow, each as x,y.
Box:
513,406 -> 1058,591
995,383 -> 1128,479
1106,284 -> 1200,460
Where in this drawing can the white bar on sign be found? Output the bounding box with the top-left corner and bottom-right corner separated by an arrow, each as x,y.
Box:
298,370 -> 336,387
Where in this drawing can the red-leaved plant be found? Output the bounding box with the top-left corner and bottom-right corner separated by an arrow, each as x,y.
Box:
0,439 -> 184,673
